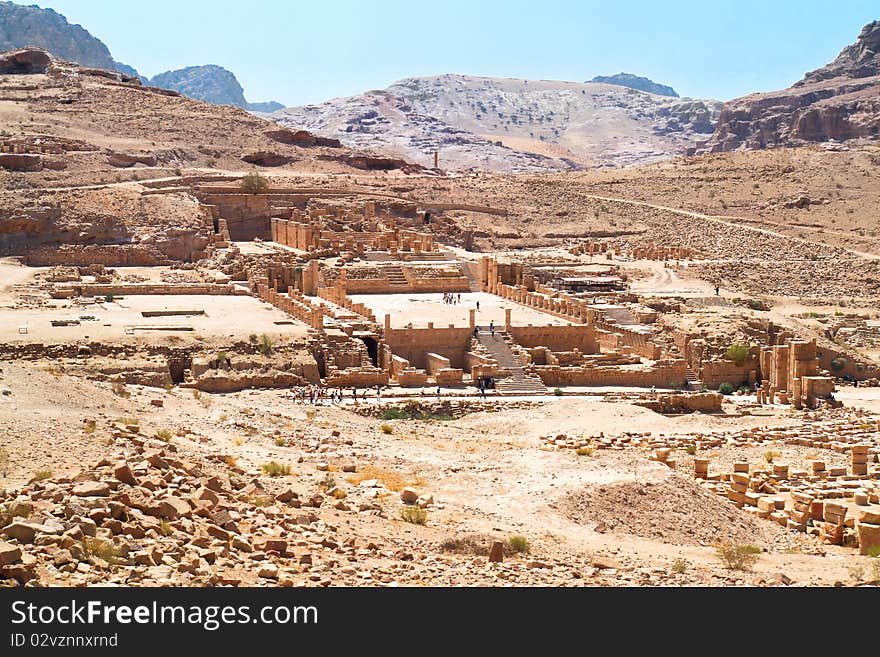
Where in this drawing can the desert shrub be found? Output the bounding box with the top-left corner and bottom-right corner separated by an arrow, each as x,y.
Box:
111,381 -> 130,398
718,382 -> 736,395
82,419 -> 96,434
716,543 -> 761,571
867,545 -> 880,558
380,423 -> 393,434
261,461 -> 291,477
240,172 -> 268,195
158,520 -> 174,537
104,294 -> 114,303
554,388 -> 563,396
274,436 -> 287,447
830,357 -> 847,372
154,428 -> 173,442
440,535 -> 489,556
725,343 -> 750,366
82,537 -> 123,564
576,445 -> 595,457
400,506 -> 427,525
249,334 -> 258,344
224,455 -> 238,467
33,469 -> 53,481
216,351 -> 228,366
257,333 -> 273,355
671,558 -> 689,574
506,535 -> 530,554
685,445 -> 697,456
247,495 -> 272,507
318,473 -> 336,491
763,449 -> 781,464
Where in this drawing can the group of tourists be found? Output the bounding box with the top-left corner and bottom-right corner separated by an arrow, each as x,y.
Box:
289,385 -> 384,405
442,292 -> 462,305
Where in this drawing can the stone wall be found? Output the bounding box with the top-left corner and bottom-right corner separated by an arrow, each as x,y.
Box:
509,324 -> 599,354
383,325 -> 473,370
533,359 -> 688,388
700,360 -> 757,388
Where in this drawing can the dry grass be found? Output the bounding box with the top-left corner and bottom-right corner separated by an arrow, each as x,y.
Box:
400,506 -> 427,525
345,465 -> 425,492
261,461 -> 292,477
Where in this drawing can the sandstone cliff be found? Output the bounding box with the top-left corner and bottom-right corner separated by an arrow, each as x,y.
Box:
703,21 -> 880,152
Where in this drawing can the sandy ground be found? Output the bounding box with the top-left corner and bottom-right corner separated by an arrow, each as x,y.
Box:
349,291 -> 572,328
0,294 -> 311,344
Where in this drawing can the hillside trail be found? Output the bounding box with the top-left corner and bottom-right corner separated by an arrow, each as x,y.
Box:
578,192 -> 880,261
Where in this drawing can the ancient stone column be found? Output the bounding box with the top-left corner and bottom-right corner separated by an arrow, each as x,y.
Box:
505,308 -> 512,331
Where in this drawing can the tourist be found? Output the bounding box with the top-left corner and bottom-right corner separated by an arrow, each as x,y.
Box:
715,285 -> 720,296
436,386 -> 441,398
489,320 -> 495,336
473,325 -> 479,338
476,301 -> 480,311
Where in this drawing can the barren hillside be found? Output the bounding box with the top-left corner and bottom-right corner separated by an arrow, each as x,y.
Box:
270,74 -> 722,172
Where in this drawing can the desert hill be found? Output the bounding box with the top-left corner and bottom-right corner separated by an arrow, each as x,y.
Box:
270,74 -> 722,172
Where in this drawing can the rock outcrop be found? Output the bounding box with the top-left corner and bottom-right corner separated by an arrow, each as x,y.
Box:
0,47 -> 52,75
589,72 -> 679,97
149,65 -> 283,113
703,21 -> 880,152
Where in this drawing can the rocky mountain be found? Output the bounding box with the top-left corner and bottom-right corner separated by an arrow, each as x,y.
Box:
149,65 -> 283,113
0,2 -> 281,112
270,74 -> 721,172
589,73 -> 679,97
703,21 -> 880,152
0,0 -> 136,77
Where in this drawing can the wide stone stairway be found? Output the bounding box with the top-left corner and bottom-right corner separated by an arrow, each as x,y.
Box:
380,264 -> 409,288
475,331 -> 548,395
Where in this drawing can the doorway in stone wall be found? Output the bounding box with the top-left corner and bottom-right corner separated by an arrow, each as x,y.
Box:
167,356 -> 192,384
360,337 -> 379,367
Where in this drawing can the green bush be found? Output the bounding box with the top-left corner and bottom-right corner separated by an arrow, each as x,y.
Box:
506,535 -> 530,554
554,388 -> 563,396
240,172 -> 268,195
725,343 -> 750,366
716,543 -> 761,571
718,382 -> 735,395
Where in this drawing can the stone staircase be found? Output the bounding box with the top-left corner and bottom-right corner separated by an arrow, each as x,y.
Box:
685,365 -> 702,391
476,331 -> 548,395
381,264 -> 409,288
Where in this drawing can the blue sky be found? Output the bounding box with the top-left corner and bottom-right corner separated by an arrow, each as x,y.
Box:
13,0 -> 878,106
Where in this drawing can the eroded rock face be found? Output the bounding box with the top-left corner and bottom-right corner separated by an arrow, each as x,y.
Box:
703,21 -> 880,152
0,48 -> 52,74
106,152 -> 157,168
240,152 -> 293,167
264,129 -> 341,148
0,153 -> 43,172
